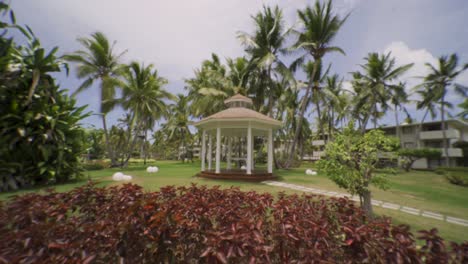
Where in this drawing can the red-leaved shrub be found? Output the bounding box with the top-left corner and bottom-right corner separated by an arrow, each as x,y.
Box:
0,183 -> 466,263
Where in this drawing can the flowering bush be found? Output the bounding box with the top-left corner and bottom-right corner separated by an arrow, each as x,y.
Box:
0,183 -> 466,263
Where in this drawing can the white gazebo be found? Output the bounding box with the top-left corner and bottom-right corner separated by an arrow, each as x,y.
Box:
194,94 -> 282,181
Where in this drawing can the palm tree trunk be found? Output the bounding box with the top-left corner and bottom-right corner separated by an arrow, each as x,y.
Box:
441,96 -> 450,167
286,60 -> 319,167
102,114 -> 117,167
394,104 -> 400,147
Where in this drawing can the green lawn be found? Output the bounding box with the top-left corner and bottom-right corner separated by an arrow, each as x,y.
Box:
1,160 -> 467,242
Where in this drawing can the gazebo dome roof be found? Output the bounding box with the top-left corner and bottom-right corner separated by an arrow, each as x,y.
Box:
224,94 -> 253,105
194,94 -> 282,128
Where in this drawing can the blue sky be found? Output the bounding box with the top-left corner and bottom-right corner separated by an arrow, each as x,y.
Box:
9,0 -> 468,129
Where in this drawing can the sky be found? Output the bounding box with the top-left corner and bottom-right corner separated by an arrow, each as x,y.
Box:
8,0 -> 468,129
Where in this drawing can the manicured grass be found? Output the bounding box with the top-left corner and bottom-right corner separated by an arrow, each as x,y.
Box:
1,160 -> 467,242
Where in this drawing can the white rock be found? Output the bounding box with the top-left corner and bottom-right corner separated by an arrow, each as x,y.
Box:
146,166 -> 159,173
305,169 -> 317,175
122,175 -> 132,181
112,172 -> 125,181
240,165 -> 246,170
311,171 -> 317,175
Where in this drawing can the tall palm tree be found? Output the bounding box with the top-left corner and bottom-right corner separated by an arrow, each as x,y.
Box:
351,52 -> 413,132
389,82 -> 409,144
421,54 -> 468,166
286,0 -> 348,167
163,94 -> 192,161
118,61 -> 173,166
186,54 -> 236,118
238,5 -> 292,116
415,84 -> 440,148
64,32 -> 127,166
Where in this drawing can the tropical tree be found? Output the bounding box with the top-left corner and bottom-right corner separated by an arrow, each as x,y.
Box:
117,62 -> 172,166
186,54 -> 237,118
64,32 -> 127,166
317,124 -> 399,218
286,0 -> 348,167
1,5 -> 88,190
421,54 -> 468,166
457,99 -> 468,119
351,52 -> 413,132
238,5 -> 292,116
163,94 -> 192,161
322,74 -> 349,139
389,82 -> 409,144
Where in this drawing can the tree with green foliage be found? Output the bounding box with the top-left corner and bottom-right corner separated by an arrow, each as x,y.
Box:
317,124 -> 398,217
287,0 -> 348,167
118,61 -> 172,166
64,32 -> 127,167
238,5 -> 292,116
397,148 -> 442,172
0,5 -> 88,191
351,52 -> 413,132
421,54 -> 468,167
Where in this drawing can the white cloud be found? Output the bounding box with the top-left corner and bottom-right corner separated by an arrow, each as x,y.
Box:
383,41 -> 437,88
383,41 -> 468,121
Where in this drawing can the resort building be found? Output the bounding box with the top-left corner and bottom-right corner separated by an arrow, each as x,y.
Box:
309,119 -> 468,169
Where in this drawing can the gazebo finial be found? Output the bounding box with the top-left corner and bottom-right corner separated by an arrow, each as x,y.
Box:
224,94 -> 253,108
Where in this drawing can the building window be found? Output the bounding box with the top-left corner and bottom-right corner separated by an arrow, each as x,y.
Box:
404,142 -> 414,148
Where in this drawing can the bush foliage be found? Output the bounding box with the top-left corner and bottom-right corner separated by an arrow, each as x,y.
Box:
0,183 -> 466,263
398,148 -> 442,172
435,167 -> 468,187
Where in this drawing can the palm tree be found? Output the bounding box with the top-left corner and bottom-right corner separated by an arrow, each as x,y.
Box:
163,94 -> 192,161
118,62 -> 173,166
186,54 -> 236,118
389,82 -> 409,144
64,32 -> 127,166
238,5 -> 292,116
351,52 -> 413,132
286,0 -> 348,167
457,99 -> 468,119
415,84 -> 440,148
421,54 -> 468,166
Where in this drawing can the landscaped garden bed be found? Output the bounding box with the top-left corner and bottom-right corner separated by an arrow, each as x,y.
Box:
1,183 -> 467,263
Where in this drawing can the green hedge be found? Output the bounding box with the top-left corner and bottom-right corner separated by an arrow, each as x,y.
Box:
435,167 -> 468,187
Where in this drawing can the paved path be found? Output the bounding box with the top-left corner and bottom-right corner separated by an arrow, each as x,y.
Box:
262,181 -> 468,228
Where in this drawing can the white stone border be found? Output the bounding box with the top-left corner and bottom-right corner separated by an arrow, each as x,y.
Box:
262,181 -> 468,228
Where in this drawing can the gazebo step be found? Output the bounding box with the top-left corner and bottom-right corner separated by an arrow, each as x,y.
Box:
197,170 -> 278,182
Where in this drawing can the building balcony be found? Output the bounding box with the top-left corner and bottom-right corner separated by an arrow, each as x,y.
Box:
419,129 -> 460,140
312,140 -> 326,146
439,148 -> 463,157
312,151 -> 325,157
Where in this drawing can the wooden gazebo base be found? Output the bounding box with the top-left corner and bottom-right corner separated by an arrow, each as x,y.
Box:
197,169 -> 277,182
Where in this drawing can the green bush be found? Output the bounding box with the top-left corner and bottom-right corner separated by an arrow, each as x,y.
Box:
82,160 -> 110,171
445,173 -> 468,187
435,167 -> 468,187
0,8 -> 88,191
398,148 -> 442,172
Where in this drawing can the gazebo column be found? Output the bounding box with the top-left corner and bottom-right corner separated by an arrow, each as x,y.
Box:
208,133 -> 212,170
227,137 -> 232,170
215,127 -> 221,173
247,124 -> 252,174
201,130 -> 206,172
267,129 -> 273,174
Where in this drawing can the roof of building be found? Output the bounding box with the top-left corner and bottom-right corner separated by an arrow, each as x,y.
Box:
224,94 -> 253,105
379,119 -> 468,129
194,94 -> 282,128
